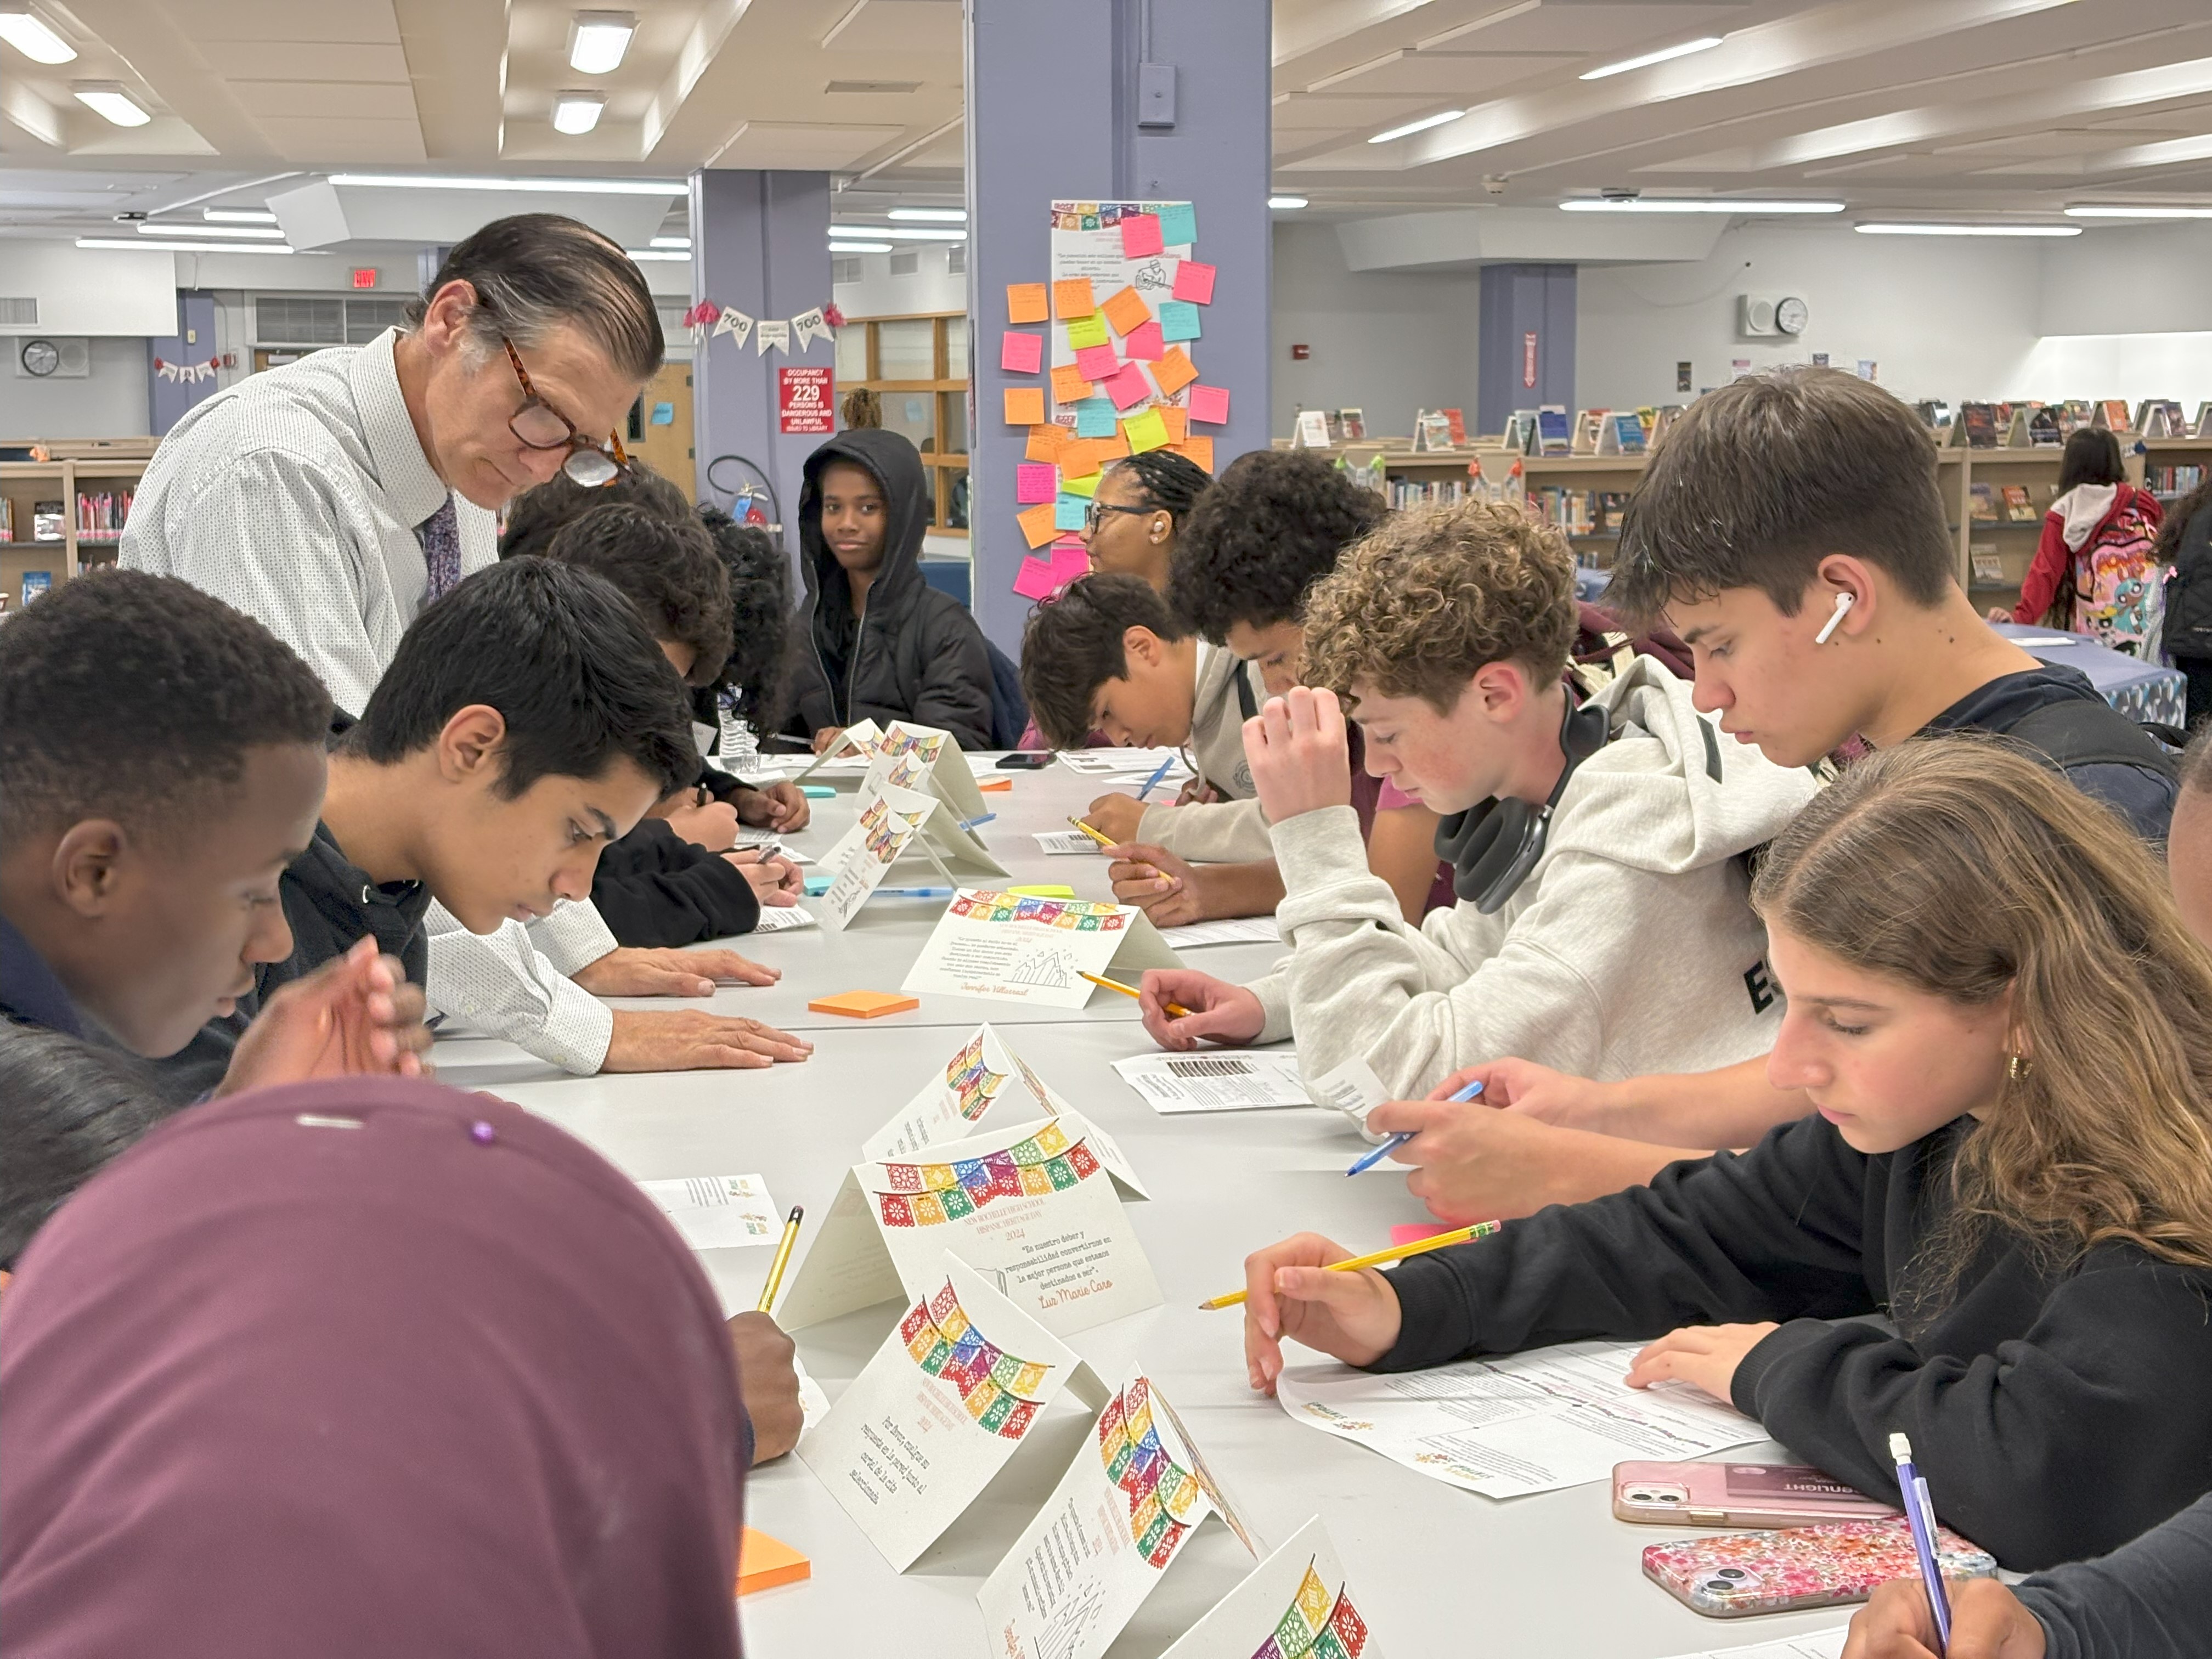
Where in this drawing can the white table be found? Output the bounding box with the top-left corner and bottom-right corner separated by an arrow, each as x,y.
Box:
464,756 -> 1845,1659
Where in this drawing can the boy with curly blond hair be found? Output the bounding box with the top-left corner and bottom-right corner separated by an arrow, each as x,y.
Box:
1137,497 -> 1820,1139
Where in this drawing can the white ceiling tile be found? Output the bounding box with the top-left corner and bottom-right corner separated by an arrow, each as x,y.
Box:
710,121 -> 906,168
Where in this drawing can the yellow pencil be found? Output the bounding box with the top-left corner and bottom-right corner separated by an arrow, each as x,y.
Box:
756,1205 -> 804,1314
1078,969 -> 1192,1019
1197,1220 -> 1502,1311
1065,815 -> 1119,849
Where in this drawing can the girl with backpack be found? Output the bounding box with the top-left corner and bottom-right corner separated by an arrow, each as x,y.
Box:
1991,428 -> 2166,654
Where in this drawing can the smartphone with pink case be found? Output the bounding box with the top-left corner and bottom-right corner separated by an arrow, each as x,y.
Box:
1614,1460 -> 1900,1528
1642,1517 -> 1996,1618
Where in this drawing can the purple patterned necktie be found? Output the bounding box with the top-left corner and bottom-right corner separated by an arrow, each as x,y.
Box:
417,494 -> 461,605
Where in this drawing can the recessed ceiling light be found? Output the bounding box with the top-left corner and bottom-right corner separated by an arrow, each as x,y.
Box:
1268,195 -> 1309,211
204,207 -> 278,223
1855,222 -> 2080,238
1580,36 -> 1724,81
78,237 -> 295,253
624,249 -> 686,261
72,82 -> 150,127
2064,205 -> 2212,219
551,92 -> 605,135
139,222 -> 285,239
328,173 -> 684,195
831,224 -> 964,241
0,4 -> 75,64
1368,110 -> 1463,144
1560,198 -> 1843,214
568,10 -> 635,75
830,241 -> 893,254
889,206 -> 965,222
650,235 -> 691,249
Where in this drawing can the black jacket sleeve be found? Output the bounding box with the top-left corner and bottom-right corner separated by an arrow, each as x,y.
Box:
589,820 -> 762,948
2018,1491 -> 2212,1659
902,591 -> 995,751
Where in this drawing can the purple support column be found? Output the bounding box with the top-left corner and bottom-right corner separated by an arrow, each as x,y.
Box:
1477,262 -> 1577,436
688,169 -> 833,556
966,0 -> 1272,653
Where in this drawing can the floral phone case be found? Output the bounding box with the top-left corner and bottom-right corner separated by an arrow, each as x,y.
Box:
1642,1517 -> 1996,1618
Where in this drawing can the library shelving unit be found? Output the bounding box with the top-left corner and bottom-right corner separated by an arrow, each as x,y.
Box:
1948,445 -> 2063,619
2139,435 -> 2212,514
0,438 -> 155,610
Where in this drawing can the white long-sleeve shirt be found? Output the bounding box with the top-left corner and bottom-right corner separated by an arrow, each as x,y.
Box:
425,900 -> 618,1075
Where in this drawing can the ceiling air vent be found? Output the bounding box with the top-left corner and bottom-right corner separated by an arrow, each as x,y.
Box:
826,80 -> 921,94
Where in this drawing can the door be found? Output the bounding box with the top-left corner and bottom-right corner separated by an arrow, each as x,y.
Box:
629,362 -> 696,500
148,291 -> 221,436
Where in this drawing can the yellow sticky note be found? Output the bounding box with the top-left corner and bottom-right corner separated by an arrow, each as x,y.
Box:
1159,407 -> 1189,444
1025,423 -> 1070,462
1153,346 -> 1199,397
1065,313 -> 1108,351
1122,407 -> 1170,454
1171,435 -> 1215,472
1101,285 -> 1151,338
1050,362 -> 1093,405
1053,278 -> 1096,319
1003,386 -> 1046,426
1017,502 -> 1060,549
1060,469 -> 1101,498
1006,283 -> 1049,324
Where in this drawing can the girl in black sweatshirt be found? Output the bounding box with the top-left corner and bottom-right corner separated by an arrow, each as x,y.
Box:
1239,736 -> 2212,1572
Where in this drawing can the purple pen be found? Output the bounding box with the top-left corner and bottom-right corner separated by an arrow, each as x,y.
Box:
1889,1432 -> 1952,1655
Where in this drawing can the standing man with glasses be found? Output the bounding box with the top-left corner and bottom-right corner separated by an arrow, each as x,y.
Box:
124,213 -> 815,1081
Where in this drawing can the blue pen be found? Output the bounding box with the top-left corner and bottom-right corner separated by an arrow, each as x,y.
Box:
1133,754 -> 1176,802
956,812 -> 996,831
1890,1433 -> 1952,1655
879,884 -> 954,898
1346,1078 -> 1483,1176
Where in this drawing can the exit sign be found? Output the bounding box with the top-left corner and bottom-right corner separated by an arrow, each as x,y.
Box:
349,268 -> 378,290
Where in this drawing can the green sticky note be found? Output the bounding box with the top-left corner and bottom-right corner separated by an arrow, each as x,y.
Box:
1076,397 -> 1117,438
1061,470 -> 1101,498
1066,313 -> 1109,351
1122,407 -> 1170,454
1055,494 -> 1088,531
1158,300 -> 1201,342
1157,202 -> 1198,247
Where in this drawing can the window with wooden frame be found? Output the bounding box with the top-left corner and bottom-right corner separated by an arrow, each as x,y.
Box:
833,311 -> 970,537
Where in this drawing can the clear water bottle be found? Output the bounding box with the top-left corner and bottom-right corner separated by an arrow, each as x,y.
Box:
718,688 -> 761,775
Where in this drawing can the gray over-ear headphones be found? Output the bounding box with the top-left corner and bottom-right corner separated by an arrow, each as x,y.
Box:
1432,696 -> 1612,915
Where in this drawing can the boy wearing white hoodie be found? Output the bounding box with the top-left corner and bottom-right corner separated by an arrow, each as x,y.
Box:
1136,498 -> 1819,1112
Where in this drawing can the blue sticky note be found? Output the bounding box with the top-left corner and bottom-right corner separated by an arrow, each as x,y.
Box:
650,400 -> 675,425
1075,397 -> 1118,438
1157,202 -> 1198,247
804,872 -> 834,895
1158,301 -> 1201,342
1055,493 -> 1088,531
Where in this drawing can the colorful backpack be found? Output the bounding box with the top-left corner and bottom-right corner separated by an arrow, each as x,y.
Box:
2051,488 -> 2165,656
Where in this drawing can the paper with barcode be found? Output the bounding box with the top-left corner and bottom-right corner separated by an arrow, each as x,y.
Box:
1111,1050 -> 1313,1114
638,1173 -> 781,1250
1035,830 -> 1104,856
750,904 -> 818,933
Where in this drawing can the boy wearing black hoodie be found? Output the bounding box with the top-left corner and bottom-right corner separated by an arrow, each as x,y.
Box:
788,429 -> 994,752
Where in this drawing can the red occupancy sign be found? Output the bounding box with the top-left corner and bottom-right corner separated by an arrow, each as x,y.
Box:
778,365 -> 834,434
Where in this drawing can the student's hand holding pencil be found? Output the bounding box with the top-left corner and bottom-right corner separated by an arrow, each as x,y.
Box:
1367,1097 -> 1703,1222
1082,791 -> 1149,843
1239,1231 -> 1403,1396
1104,840 -> 1205,926
1137,969 -> 1263,1049
1844,1576 -> 2046,1659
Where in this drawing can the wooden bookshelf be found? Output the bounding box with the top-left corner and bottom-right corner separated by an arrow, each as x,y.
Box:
1948,447 -> 2064,617
0,439 -> 154,610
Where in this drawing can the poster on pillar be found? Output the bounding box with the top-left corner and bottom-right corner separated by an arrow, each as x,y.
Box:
1046,202 -> 1199,432
779,366 -> 834,435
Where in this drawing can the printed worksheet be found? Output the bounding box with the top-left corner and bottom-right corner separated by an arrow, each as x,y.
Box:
1158,916 -> 1280,947
637,1173 -> 781,1251
1056,746 -> 1193,780
1111,1051 -> 1313,1114
978,1370 -> 1259,1659
902,889 -> 1183,1010
749,904 -> 819,934
1275,1340 -> 1764,1499
798,1253 -> 1107,1571
774,1116 -> 1161,1339
1654,1634 -> 1847,1659
1036,830 -> 1104,856
1159,1516 -> 1384,1659
816,782 -> 940,932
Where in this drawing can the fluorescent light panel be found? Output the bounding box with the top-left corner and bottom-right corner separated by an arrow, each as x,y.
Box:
328,173 -> 682,195
830,223 -> 964,241
78,237 -> 294,253
139,221 -> 284,239
830,241 -> 892,253
568,10 -> 635,75
889,206 -> 965,222
1560,198 -> 1843,214
2065,205 -> 2212,218
624,249 -> 686,261
1268,195 -> 1308,210
1581,35 -> 1723,80
1855,222 -> 2080,237
551,92 -> 605,135
72,83 -> 149,127
650,234 -> 691,249
0,4 -> 75,64
204,207 -> 277,223
1369,109 -> 1463,144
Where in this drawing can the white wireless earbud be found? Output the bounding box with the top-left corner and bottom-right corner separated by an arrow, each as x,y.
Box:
1813,591 -> 1855,646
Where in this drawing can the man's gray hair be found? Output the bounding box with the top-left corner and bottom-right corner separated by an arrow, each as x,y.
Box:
405,212 -> 663,383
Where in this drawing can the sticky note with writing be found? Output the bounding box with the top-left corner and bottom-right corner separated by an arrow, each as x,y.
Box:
1186,383 -> 1229,425
1052,277 -> 1095,319
1159,407 -> 1188,444
1075,398 -> 1118,439
1101,285 -> 1151,337
1158,202 -> 1198,246
1026,423 -> 1070,463
1065,313 -> 1109,351
1157,300 -> 1201,342
1017,502 -> 1059,549
1016,462 -> 1058,505
1055,494 -> 1088,532
1151,346 -> 1199,397
1060,469 -> 1101,498
1171,434 -> 1214,471
1122,407 -> 1170,454
1000,331 -> 1042,374
1122,320 -> 1164,362
1120,213 -> 1164,258
1050,363 -> 1092,404
1074,342 -> 1118,382
1002,386 -> 1045,426
1104,362 -> 1153,410
1006,283 -> 1049,324
1171,259 -> 1216,304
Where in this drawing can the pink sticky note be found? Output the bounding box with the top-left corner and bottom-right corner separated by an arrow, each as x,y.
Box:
1074,342 -> 1119,382
1172,259 -> 1217,304
1187,383 -> 1230,425
1000,330 -> 1042,374
1104,361 -> 1152,410
1047,542 -> 1091,585
1015,462 -> 1058,505
1120,213 -> 1164,258
1123,320 -> 1164,362
1012,555 -> 1062,601
1012,542 -> 1093,601
1390,1223 -> 1454,1247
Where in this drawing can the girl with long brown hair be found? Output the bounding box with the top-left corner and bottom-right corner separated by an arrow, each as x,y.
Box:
1235,735 -> 2212,1573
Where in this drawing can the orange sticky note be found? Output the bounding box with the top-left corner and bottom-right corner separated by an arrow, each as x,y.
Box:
807,990 -> 919,1019
1171,435 -> 1215,472
1159,407 -> 1189,444
1050,363 -> 1093,405
1017,502 -> 1059,549
1054,437 -> 1105,479
1006,283 -> 1048,324
1097,430 -> 1131,460
1026,423 -> 1070,462
1100,285 -> 1151,337
979,776 -> 1013,792
1153,346 -> 1199,396
1003,386 -> 1046,426
1052,277 -> 1096,319
737,1528 -> 811,1596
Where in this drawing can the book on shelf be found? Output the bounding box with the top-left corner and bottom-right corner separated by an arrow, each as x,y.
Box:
1596,411 -> 1646,455
1443,407 -> 1467,445
2149,463 -> 2207,495
20,571 -> 52,609
2059,400 -> 2094,435
2196,402 -> 2212,439
1293,409 -> 1331,448
2029,406 -> 2062,446
1957,403 -> 1999,448
31,500 -> 63,541
1506,409 -> 1539,452
1413,410 -> 1451,451
2096,399 -> 2131,432
1571,409 -> 1606,454
0,496 -> 13,543
1970,545 -> 2004,585
1336,408 -> 1366,441
2001,485 -> 2034,522
1968,483 -> 1999,523
1534,407 -> 1572,456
